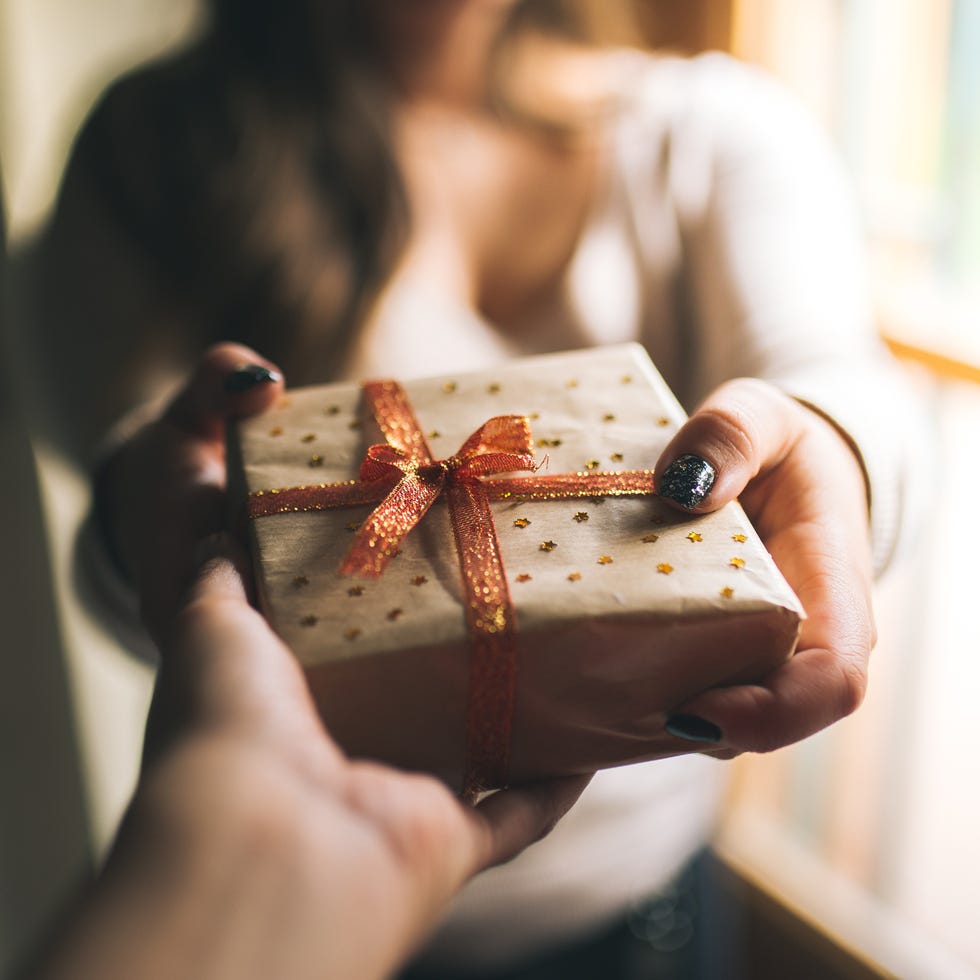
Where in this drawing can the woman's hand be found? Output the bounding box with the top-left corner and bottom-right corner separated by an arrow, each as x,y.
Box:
655,378 -> 876,756
37,541 -> 589,980
95,343 -> 284,644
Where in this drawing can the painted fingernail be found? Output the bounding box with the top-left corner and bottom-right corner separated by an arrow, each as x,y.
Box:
665,714 -> 722,744
224,364 -> 281,392
658,454 -> 716,510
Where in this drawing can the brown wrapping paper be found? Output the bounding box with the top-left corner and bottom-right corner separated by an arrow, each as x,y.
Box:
228,344 -> 804,791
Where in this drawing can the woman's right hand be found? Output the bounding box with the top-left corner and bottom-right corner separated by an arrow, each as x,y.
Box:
96,343 -> 284,644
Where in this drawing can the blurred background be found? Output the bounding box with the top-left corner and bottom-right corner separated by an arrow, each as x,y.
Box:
2,1 -> 979,977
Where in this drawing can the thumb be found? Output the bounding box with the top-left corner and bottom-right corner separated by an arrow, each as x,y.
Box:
655,378 -> 801,514
163,342 -> 284,441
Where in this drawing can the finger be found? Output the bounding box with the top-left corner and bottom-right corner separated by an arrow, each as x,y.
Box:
163,342 -> 284,440
468,773 -> 593,872
656,378 -> 801,513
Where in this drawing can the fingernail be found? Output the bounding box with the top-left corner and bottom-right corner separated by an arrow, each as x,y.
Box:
665,714 -> 722,744
224,364 -> 281,393
658,454 -> 716,510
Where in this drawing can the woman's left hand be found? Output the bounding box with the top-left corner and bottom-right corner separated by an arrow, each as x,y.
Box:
655,377 -> 876,755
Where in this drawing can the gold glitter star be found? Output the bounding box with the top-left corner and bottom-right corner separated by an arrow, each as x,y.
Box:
657,417 -> 670,427
539,540 -> 558,552
308,455 -> 324,467
348,586 -> 365,597
442,381 -> 457,394
732,533 -> 747,543
720,587 -> 735,599
269,426 -> 284,437
387,608 -> 404,621
657,563 -> 674,575
301,433 -> 316,443
584,459 -> 600,470
344,628 -> 362,641
597,555 -> 613,565
621,375 -> 633,384
566,379 -> 579,388
326,405 -> 341,415
412,575 -> 428,586
573,511 -> 589,523
428,430 -> 441,439
513,518 -> 531,528
610,452 -> 624,463
641,534 -> 659,543
567,572 -> 582,582
529,412 -> 540,420
536,437 -> 562,448
603,413 -> 616,422
487,383 -> 501,394
300,615 -> 318,627
729,557 -> 746,569
292,575 -> 309,588
346,521 -> 361,532
686,532 -> 703,543
515,573 -> 533,583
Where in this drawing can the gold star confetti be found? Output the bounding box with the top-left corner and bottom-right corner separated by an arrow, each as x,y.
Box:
344,628 -> 362,641
529,412 -> 540,420
308,455 -> 324,467
326,405 -> 341,416
428,430 -> 441,439
387,608 -> 404,621
346,521 -> 361,532
573,511 -> 589,523
442,381 -> 457,394
603,413 -> 616,422
412,575 -> 428,586
515,573 -> 533,583
300,614 -> 318,627
269,426 -> 284,437
641,534 -> 660,543
720,587 -> 735,599
301,433 -> 317,443
539,540 -> 558,552
584,459 -> 600,470
732,533 -> 747,543
513,518 -> 531,528
568,572 -> 582,582
657,417 -> 670,427
537,437 -> 562,448
621,375 -> 633,384
348,586 -> 365,597
657,563 -> 674,575
610,452 -> 624,463
729,557 -> 746,569
292,575 -> 309,588
566,379 -> 579,388
597,555 -> 613,565
686,531 -> 703,543
487,383 -> 501,394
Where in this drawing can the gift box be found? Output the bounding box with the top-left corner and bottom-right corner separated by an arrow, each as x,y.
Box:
228,344 -> 803,794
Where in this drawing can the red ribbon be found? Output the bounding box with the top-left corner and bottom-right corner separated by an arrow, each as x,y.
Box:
247,380 -> 658,796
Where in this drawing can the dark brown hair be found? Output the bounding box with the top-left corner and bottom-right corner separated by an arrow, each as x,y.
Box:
74,0 -> 637,380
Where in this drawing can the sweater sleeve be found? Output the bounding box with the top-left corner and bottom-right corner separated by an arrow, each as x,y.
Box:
664,53 -> 924,577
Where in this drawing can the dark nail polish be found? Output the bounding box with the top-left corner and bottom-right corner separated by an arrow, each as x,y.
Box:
224,364 -> 280,393
665,714 -> 722,744
658,454 -> 716,510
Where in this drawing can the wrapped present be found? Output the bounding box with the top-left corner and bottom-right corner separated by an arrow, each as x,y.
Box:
228,344 -> 803,795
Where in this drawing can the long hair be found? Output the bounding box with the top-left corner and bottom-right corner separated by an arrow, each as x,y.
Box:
74,0 -> 639,380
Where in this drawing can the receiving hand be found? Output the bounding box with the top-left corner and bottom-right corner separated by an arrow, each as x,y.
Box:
655,378 -> 875,756
36,540 -> 589,980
